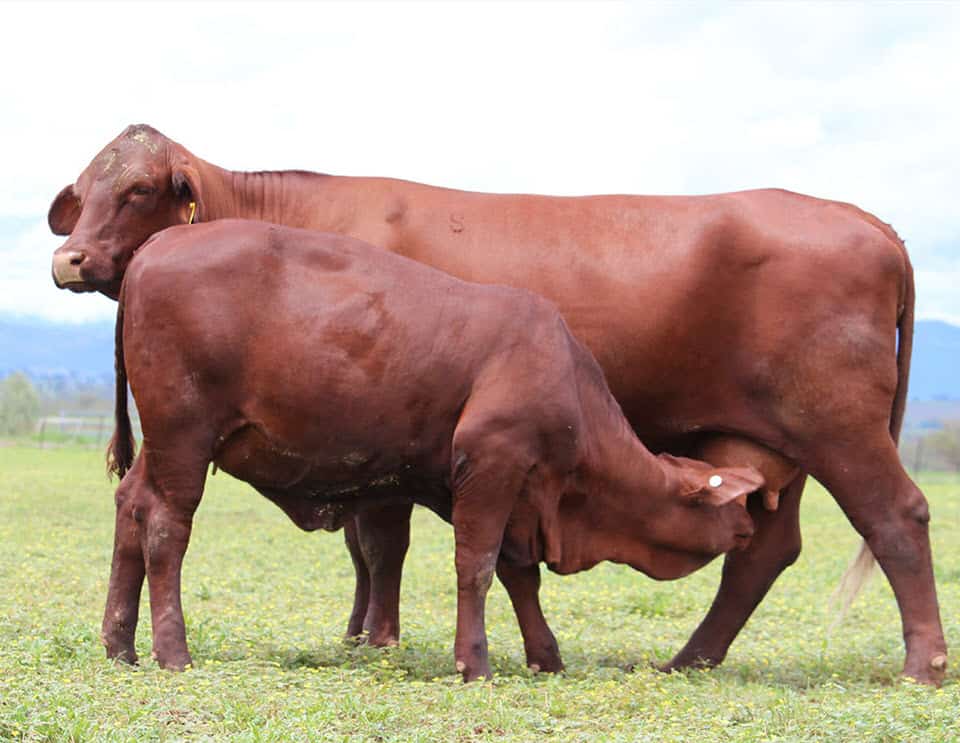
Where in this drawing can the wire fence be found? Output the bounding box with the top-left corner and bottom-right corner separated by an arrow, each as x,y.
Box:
19,416 -> 959,472
33,415 -> 142,449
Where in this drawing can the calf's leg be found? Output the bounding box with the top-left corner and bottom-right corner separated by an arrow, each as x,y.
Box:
352,501 -> 413,646
496,560 -> 563,673
450,437 -> 527,681
452,504 -> 511,682
343,518 -> 372,640
102,455 -> 149,664
136,456 -> 207,670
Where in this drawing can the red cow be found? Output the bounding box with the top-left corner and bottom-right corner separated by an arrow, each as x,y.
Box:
50,125 -> 945,684
109,219 -> 768,681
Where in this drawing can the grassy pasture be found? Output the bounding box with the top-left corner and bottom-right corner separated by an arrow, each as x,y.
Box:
1,445 -> 959,742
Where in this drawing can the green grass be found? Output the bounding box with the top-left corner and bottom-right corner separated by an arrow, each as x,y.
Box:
1,446 -> 959,741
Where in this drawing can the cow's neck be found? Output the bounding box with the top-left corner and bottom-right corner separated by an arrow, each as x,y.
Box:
195,159 -> 324,228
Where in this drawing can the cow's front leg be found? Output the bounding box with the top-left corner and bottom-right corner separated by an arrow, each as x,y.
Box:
102,456 -> 148,664
453,536 -> 500,682
143,502 -> 196,669
137,466 -> 205,671
450,440 -> 525,682
497,560 -> 563,673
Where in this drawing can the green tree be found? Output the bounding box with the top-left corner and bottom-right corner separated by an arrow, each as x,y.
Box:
0,372 -> 41,435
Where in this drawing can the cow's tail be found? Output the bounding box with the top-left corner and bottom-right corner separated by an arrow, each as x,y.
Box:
106,280 -> 136,480
831,226 -> 914,625
889,248 -> 914,445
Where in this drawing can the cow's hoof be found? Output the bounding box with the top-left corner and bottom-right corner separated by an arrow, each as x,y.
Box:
526,654 -> 564,675
657,652 -> 721,674
902,653 -> 947,687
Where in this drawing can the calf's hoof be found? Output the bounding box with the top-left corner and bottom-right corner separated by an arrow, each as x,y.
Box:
528,659 -> 564,675
456,658 -> 491,683
104,645 -> 138,666
151,648 -> 193,671
102,631 -> 138,666
365,630 -> 400,648
345,617 -> 366,641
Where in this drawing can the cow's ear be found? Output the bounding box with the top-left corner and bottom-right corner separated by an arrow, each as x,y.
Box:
48,184 -> 81,235
172,164 -> 205,223
679,465 -> 765,508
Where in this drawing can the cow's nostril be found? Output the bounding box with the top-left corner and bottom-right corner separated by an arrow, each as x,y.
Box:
69,252 -> 85,266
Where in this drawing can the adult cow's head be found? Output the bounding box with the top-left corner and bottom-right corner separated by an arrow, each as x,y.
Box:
50,125 -> 204,299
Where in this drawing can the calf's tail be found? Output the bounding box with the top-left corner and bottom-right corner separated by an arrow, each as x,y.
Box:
107,281 -> 136,479
832,226 -> 914,620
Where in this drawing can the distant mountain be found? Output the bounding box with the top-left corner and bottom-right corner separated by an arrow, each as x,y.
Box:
0,316 -> 114,396
0,316 -> 114,378
909,320 -> 960,402
1,315 -> 957,400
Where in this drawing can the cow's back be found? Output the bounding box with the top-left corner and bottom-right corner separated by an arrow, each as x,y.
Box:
318,182 -> 907,449
121,220 -> 576,479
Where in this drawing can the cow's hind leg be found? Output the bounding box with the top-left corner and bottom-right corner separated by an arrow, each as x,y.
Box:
102,454 -> 149,664
663,474 -> 804,671
497,560 -> 563,673
352,502 -> 413,646
812,438 -> 946,685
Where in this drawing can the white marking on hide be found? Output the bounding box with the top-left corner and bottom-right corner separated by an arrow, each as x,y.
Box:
100,150 -> 118,174
130,130 -> 159,153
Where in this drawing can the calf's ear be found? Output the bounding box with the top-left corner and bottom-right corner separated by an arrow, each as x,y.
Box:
171,163 -> 205,223
48,184 -> 81,235
680,465 -> 765,508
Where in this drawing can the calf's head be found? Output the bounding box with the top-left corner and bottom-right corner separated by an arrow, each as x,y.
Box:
598,457 -> 765,581
49,125 -> 202,298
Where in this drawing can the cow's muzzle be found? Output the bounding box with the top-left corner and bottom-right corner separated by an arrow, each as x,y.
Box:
51,250 -> 93,291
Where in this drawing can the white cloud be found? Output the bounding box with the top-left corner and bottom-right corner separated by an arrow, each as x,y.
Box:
1,1 -> 958,322
916,266 -> 960,327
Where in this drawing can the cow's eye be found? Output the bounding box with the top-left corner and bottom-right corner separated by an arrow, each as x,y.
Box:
131,185 -> 155,197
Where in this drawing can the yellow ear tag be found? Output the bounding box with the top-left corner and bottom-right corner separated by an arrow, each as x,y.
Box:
188,201 -> 197,224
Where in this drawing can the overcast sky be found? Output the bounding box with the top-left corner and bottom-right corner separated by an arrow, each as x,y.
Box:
2,1 -> 958,323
